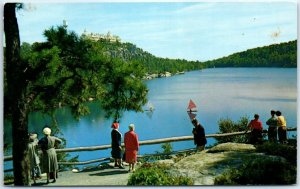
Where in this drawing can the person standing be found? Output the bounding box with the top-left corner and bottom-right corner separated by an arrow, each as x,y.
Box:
111,122 -> 124,169
191,118 -> 207,151
38,127 -> 62,184
276,111 -> 287,144
124,124 -> 139,172
28,133 -> 41,184
247,114 -> 263,144
266,110 -> 278,143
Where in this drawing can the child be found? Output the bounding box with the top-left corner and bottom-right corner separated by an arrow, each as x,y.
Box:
28,133 -> 41,184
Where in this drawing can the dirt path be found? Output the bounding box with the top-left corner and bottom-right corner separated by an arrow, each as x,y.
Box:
32,163 -> 132,186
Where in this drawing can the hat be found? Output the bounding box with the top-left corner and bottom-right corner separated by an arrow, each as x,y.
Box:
43,127 -> 51,135
129,123 -> 135,130
111,122 -> 119,129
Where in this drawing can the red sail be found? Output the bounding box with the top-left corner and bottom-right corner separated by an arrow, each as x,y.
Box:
187,99 -> 197,110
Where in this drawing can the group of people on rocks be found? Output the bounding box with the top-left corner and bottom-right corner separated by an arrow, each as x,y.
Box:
248,110 -> 287,144
191,109 -> 288,153
27,127 -> 62,184
111,123 -> 139,173
27,110 -> 287,184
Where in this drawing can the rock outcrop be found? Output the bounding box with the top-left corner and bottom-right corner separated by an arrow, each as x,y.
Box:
170,142 -> 277,185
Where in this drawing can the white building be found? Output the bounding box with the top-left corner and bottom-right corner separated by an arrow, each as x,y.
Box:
82,30 -> 121,43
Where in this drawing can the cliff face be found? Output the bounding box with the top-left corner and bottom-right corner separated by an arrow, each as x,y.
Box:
161,143 -> 285,185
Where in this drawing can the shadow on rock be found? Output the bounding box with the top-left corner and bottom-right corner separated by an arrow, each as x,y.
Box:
89,170 -> 128,176
31,182 -> 49,186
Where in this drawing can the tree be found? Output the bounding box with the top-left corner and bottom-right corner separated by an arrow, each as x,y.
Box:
99,58 -> 148,121
4,5 -> 148,185
4,3 -> 31,186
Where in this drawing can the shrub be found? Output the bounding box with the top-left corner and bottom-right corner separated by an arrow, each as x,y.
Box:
140,143 -> 174,163
217,116 -> 249,143
161,143 -> 172,154
215,156 -> 296,185
127,163 -> 193,186
255,141 -> 297,165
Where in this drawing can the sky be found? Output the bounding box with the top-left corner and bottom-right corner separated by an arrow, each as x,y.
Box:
15,1 -> 298,61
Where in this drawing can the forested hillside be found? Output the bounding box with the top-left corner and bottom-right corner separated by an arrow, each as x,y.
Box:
88,40 -> 203,74
19,37 -> 296,77
203,40 -> 297,68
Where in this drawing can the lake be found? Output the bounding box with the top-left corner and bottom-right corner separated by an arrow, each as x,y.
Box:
4,68 -> 297,169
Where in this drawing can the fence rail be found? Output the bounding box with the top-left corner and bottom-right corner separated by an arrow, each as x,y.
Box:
57,148 -> 196,165
4,130 -> 253,161
4,127 -> 297,168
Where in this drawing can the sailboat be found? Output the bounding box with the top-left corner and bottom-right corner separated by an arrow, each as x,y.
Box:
187,111 -> 197,120
145,102 -> 155,112
187,99 -> 197,112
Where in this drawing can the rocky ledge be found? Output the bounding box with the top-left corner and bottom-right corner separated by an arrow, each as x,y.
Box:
156,142 -> 285,185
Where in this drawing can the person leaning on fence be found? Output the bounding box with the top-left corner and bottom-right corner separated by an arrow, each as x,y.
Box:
247,114 -> 263,144
28,133 -> 41,184
111,122 -> 124,169
276,111 -> 287,144
124,124 -> 139,173
38,127 -> 62,184
266,110 -> 278,143
191,118 -> 207,151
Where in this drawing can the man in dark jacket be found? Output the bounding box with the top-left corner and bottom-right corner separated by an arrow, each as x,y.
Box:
191,118 -> 207,151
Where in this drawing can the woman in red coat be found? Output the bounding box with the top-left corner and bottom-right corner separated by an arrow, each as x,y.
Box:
124,124 -> 139,172
247,114 -> 263,144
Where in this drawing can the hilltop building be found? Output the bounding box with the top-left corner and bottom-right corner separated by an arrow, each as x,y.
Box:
81,30 -> 121,43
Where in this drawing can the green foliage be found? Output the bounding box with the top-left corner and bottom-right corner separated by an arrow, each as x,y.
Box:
99,57 -> 148,121
214,156 -> 296,185
215,141 -> 297,185
217,116 -> 249,143
149,143 -> 173,160
49,114 -> 79,170
255,141 -> 297,165
5,25 -> 149,121
4,25 -> 149,185
81,39 -> 204,74
57,154 -> 79,171
127,163 -> 193,186
203,40 -> 296,68
138,155 -> 162,163
161,143 -> 173,154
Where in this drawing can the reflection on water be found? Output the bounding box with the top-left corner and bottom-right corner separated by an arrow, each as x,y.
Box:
4,68 -> 297,167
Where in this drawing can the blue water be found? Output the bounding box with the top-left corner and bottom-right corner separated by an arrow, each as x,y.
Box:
4,68 -> 297,169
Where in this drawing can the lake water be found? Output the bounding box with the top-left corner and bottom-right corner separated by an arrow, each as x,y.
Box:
4,68 -> 297,169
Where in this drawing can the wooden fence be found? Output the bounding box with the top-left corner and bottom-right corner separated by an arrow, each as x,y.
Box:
4,127 -> 297,171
